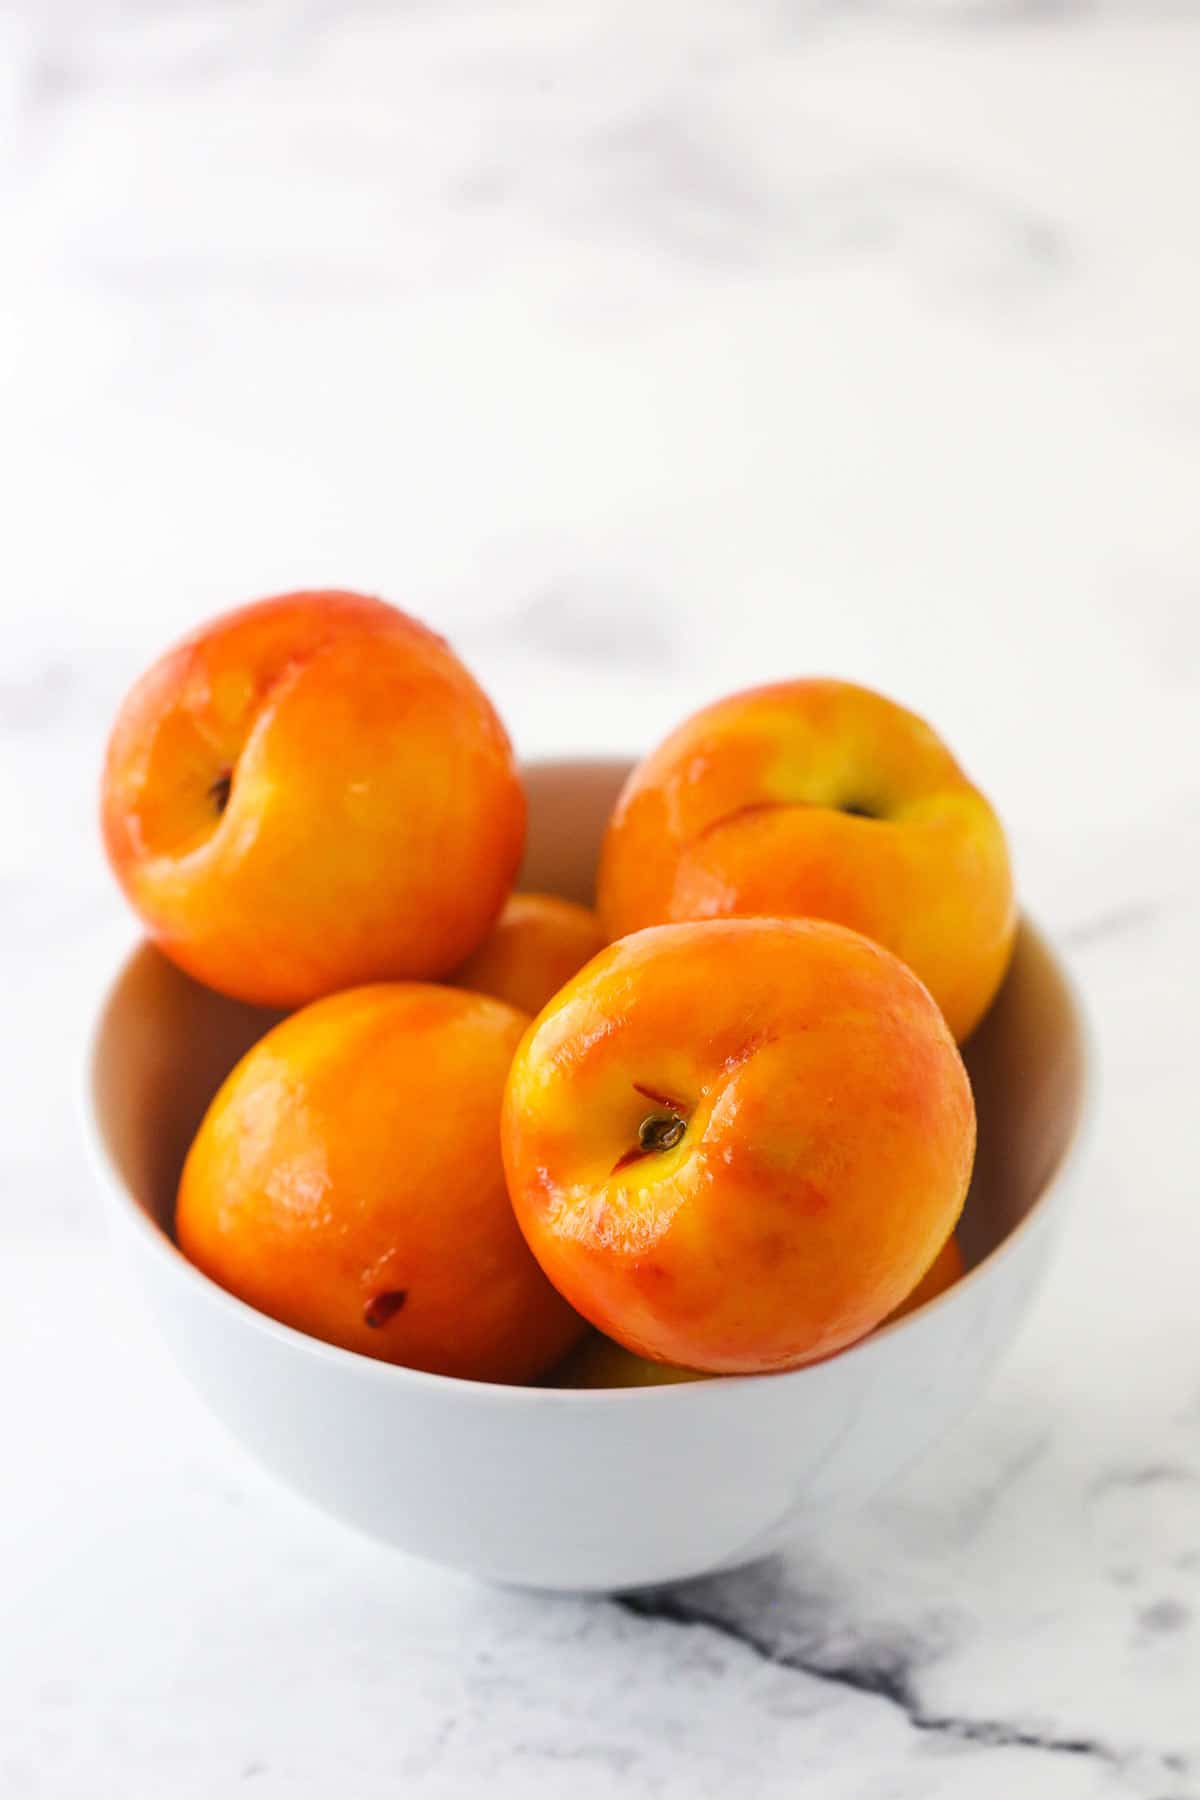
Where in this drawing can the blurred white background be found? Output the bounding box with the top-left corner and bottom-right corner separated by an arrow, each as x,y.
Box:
2,6 -> 1199,1794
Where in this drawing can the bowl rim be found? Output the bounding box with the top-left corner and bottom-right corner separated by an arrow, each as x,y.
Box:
84,878 -> 1095,1409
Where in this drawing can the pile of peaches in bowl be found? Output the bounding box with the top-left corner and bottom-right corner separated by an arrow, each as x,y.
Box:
89,592 -> 1087,1590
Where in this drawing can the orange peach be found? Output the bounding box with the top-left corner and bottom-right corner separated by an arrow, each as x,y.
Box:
177,983 -> 585,1382
450,892 -> 606,1016
549,1234 -> 968,1387
887,1231 -> 966,1323
102,591 -> 525,1007
545,1333 -> 705,1388
597,679 -> 1014,1041
502,918 -> 975,1375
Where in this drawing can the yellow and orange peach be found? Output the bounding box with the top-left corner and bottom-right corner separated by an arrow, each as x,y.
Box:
888,1231 -> 966,1323
450,892 -> 607,1017
102,591 -> 525,1007
597,679 -> 1014,1041
546,1335 -> 703,1388
503,917 -> 975,1375
549,1234 -> 969,1387
177,983 -> 585,1382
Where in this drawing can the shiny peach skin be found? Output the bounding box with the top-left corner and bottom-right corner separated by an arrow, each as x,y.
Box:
597,679 -> 1015,1042
102,591 -> 526,1007
449,892 -> 607,1017
548,1234 -> 968,1387
502,918 -> 976,1375
177,984 -> 586,1383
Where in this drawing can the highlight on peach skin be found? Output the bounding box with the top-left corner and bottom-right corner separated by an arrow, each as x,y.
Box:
102,590 -> 526,1007
503,917 -> 976,1376
177,983 -> 586,1384
597,678 -> 1015,1042
549,1235 -> 969,1388
450,892 -> 607,1017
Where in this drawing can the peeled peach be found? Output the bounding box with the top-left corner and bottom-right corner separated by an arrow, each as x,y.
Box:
177,984 -> 585,1383
597,679 -> 1014,1041
450,892 -> 606,1017
102,591 -> 525,1007
503,918 -> 975,1375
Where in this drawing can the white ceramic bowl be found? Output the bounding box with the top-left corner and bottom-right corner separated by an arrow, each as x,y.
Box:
86,759 -> 1089,1592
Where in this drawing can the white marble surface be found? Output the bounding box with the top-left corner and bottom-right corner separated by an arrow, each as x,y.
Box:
4,2 -> 1200,1794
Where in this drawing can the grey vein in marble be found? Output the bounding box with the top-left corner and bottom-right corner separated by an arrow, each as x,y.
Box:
1062,900 -> 1164,950
616,1566 -> 1186,1779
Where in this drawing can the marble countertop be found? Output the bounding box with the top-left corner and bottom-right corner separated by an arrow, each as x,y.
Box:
4,2 -> 1199,1794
